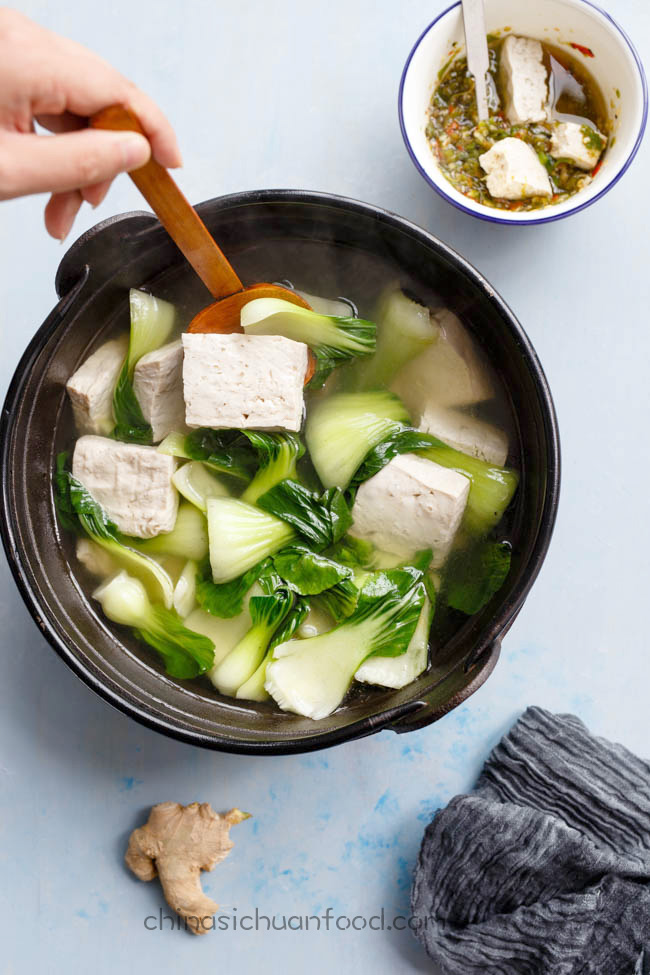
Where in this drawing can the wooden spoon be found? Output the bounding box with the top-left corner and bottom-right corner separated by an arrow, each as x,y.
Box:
90,106 -> 315,380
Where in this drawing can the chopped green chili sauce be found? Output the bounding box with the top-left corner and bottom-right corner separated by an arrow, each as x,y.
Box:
426,37 -> 609,211
581,124 -> 604,152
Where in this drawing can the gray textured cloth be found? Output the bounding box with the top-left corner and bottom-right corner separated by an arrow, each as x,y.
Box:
411,707 -> 650,974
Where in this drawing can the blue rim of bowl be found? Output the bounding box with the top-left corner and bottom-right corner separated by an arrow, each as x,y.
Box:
398,0 -> 648,225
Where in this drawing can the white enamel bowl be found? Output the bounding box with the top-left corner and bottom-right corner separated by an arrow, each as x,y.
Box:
399,0 -> 647,224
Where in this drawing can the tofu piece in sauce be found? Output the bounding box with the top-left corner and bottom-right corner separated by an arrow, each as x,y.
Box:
66,335 -> 127,436
479,138 -> 552,200
350,453 -> 470,569
72,436 -> 178,539
549,120 -> 606,170
418,404 -> 509,467
133,339 -> 185,443
182,332 -> 309,432
500,35 -> 548,124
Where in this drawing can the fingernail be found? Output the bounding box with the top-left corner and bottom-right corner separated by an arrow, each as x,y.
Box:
121,133 -> 150,170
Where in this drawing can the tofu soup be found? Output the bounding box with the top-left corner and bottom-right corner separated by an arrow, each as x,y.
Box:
56,269 -> 519,721
427,33 -> 609,211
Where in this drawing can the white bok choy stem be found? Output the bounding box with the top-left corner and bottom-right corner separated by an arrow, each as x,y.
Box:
355,593 -> 433,689
206,498 -> 295,584
265,570 -> 426,719
305,391 -> 410,490
211,590 -> 293,697
172,462 -> 230,513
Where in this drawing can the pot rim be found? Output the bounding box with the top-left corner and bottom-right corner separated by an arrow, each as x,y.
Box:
0,188 -> 561,753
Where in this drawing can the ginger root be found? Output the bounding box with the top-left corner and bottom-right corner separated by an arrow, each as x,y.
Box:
125,801 -> 250,935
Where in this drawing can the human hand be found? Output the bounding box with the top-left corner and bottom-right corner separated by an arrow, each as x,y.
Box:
0,8 -> 181,239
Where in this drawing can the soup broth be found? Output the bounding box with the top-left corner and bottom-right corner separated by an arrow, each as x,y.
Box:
56,241 -> 519,721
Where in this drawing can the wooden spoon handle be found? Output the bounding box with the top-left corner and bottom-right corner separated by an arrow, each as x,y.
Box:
91,105 -> 242,299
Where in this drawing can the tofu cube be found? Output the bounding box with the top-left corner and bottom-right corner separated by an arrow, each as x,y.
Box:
350,453 -> 469,569
66,335 -> 128,436
435,310 -> 496,401
500,35 -> 548,124
479,138 -> 552,200
133,339 -> 185,442
390,310 -> 494,413
549,121 -> 606,170
72,436 -> 178,539
182,333 -> 308,432
418,404 -> 509,467
75,537 -> 118,578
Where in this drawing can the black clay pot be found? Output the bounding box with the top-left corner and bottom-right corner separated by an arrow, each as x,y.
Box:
0,190 -> 560,753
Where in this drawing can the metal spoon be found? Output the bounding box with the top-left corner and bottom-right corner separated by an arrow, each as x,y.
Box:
461,0 -> 490,121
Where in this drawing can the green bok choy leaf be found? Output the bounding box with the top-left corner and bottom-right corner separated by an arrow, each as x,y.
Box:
256,480 -> 352,550
210,587 -> 294,696
93,571 -> 214,678
265,566 -> 427,719
113,289 -> 176,444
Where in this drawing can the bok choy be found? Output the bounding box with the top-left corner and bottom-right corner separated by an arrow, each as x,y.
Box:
173,559 -> 198,618
132,502 -> 209,561
184,428 -> 258,482
211,588 -> 293,696
241,432 -> 304,504
272,542 -> 360,620
445,540 -> 512,614
236,596 -> 310,702
186,597 -> 257,674
182,428 -> 303,492
417,443 -> 519,536
93,571 -> 214,678
195,556 -> 270,619
113,289 -> 176,443
172,462 -> 229,512
355,591 -> 433,688
352,288 -> 439,390
272,544 -> 354,595
256,480 -> 352,549
265,567 -> 427,719
305,391 -> 410,490
206,498 -> 295,583
241,297 -> 376,386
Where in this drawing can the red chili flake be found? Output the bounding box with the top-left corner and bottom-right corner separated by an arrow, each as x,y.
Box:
569,42 -> 594,58
592,158 -> 603,177
446,121 -> 460,137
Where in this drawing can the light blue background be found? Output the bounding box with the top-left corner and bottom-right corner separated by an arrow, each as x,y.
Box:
1,1 -> 648,971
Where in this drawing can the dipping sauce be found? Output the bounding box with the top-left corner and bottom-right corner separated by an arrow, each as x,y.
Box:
426,34 -> 610,211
